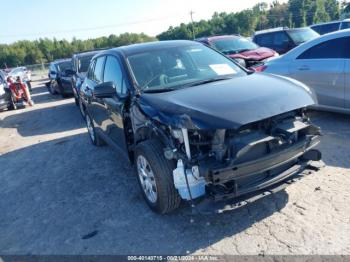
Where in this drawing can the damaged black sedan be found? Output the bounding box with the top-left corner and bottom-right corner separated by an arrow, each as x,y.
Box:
79,40 -> 322,214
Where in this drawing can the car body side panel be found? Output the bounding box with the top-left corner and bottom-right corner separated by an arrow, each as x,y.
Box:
103,97 -> 129,153
289,59 -> 345,108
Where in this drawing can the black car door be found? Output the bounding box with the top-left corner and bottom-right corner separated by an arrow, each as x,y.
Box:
86,56 -> 107,134
100,55 -> 129,152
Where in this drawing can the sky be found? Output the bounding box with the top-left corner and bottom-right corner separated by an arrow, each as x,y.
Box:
0,0 -> 287,44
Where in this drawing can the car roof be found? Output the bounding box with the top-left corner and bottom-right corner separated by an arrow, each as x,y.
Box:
52,58 -> 71,65
196,35 -> 241,42
96,40 -> 200,57
254,27 -> 289,36
73,49 -> 107,58
310,20 -> 348,27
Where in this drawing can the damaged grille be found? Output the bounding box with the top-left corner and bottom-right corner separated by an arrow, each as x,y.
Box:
187,111 -> 321,200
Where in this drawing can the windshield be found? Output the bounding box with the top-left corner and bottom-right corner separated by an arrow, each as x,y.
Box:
78,55 -> 94,73
57,61 -> 72,72
287,28 -> 319,45
211,37 -> 259,54
127,44 -> 245,92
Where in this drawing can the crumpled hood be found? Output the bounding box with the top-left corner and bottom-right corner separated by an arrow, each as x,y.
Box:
229,47 -> 276,61
139,73 -> 316,129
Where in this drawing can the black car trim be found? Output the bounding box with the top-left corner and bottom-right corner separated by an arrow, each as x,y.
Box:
209,136 -> 320,184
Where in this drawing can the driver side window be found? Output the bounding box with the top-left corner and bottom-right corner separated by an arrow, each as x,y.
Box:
103,56 -> 128,95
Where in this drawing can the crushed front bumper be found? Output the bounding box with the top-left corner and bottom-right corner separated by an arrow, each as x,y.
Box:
195,159 -> 324,214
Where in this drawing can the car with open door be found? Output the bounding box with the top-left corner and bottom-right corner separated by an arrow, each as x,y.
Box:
79,40 -> 322,214
256,29 -> 350,114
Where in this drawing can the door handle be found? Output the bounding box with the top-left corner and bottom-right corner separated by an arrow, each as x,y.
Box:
298,65 -> 310,71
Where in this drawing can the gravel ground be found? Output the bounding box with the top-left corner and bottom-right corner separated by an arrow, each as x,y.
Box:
0,80 -> 349,255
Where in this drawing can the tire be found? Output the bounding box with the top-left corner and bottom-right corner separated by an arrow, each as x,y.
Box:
7,98 -> 16,111
79,98 -> 86,118
49,81 -> 57,95
74,94 -> 79,106
134,139 -> 181,214
85,113 -> 105,146
58,83 -> 69,98
6,90 -> 16,110
61,92 -> 69,98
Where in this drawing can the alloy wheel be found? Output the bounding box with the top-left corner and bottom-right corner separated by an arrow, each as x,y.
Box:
86,114 -> 95,142
137,155 -> 158,203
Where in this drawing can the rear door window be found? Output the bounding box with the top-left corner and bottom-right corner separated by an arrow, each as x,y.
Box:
298,37 -> 350,59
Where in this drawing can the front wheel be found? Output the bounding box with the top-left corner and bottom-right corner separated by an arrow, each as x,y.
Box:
49,81 -> 57,95
85,113 -> 105,146
135,140 -> 181,214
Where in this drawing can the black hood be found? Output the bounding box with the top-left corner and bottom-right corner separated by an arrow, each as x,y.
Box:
139,73 -> 316,129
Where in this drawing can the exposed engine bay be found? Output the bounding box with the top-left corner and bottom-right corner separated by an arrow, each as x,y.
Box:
147,108 -> 322,202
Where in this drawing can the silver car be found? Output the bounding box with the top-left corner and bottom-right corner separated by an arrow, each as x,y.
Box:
259,29 -> 350,114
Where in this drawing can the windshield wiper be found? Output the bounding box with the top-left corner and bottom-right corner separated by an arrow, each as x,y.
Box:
142,87 -> 176,93
186,77 -> 232,87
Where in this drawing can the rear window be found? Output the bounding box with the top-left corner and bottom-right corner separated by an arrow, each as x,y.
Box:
254,31 -> 289,48
287,28 -> 319,45
77,55 -> 95,73
57,61 -> 72,72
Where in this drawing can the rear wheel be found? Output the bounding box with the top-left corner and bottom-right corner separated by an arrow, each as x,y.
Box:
85,113 -> 105,146
135,139 -> 181,214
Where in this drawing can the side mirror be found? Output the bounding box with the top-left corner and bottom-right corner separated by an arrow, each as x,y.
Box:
94,81 -> 116,98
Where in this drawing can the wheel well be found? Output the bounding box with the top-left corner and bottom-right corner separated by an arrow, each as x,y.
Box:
129,126 -> 164,164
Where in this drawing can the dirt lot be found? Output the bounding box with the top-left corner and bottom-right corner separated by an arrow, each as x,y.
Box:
0,80 -> 350,255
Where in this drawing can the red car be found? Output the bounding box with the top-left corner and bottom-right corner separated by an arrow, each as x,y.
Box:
196,35 -> 278,68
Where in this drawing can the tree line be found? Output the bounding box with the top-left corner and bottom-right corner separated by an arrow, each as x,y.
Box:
158,0 -> 343,40
1,0 -> 349,68
0,33 -> 156,68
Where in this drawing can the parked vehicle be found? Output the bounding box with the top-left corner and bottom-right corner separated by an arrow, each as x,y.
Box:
6,66 -> 32,92
196,35 -> 278,68
310,19 -> 350,35
8,66 -> 31,81
254,30 -> 350,114
79,40 -> 321,214
48,59 -> 75,98
71,50 -> 103,113
253,27 -> 319,54
0,70 -> 15,111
